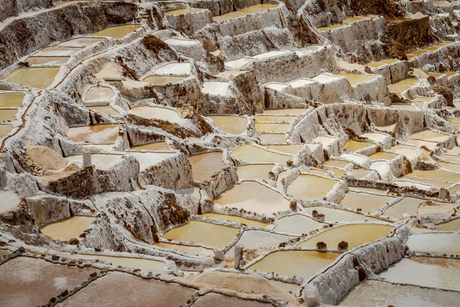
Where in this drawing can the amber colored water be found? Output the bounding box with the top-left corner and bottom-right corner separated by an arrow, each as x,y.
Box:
273,214 -> 325,235
40,216 -> 94,241
259,133 -> 287,143
143,76 -> 188,84
366,59 -> 399,68
324,159 -> 350,168
213,4 -> 279,22
58,37 -> 105,48
263,144 -> 304,155
337,73 -> 378,86
409,169 -> 460,183
0,124 -> 13,137
93,24 -> 142,39
368,152 -> 399,160
391,144 -> 418,160
297,223 -> 393,249
262,108 -> 309,115
231,144 -> 291,164
67,124 -> 119,143
317,24 -> 348,31
2,67 -> 60,89
255,123 -> 291,132
165,8 -> 204,16
436,218 -> 460,231
207,115 -> 247,134
0,109 -> 18,122
411,130 -> 450,142
26,56 -> 70,65
155,242 -> 214,257
254,115 -> 296,123
248,250 -> 339,280
162,220 -> 239,249
304,207 -> 386,223
132,142 -> 169,151
202,212 -> 267,228
189,151 -> 227,182
340,192 -> 394,212
383,197 -> 425,219
215,181 -> 290,215
80,254 -> 165,271
342,140 -> 375,151
287,174 -> 339,201
0,92 -> 24,108
236,164 -> 274,181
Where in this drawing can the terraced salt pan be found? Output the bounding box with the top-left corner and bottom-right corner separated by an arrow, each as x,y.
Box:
252,50 -> 289,60
201,213 -> 267,228
340,192 -> 394,212
143,76 -> 188,84
0,257 -> 96,307
155,242 -> 214,257
0,124 -> 13,137
128,107 -> 181,123
360,132 -> 388,143
439,162 -> 460,173
262,108 -> 309,115
0,109 -> 18,121
84,86 -> 115,102
154,63 -> 191,76
408,169 -> 460,183
259,133 -> 287,143
79,254 -> 165,271
189,152 -> 227,182
448,118 -> 460,129
236,164 -> 274,181
162,220 -> 239,249
0,191 -> 21,213
93,24 -> 142,39
287,174 -> 339,201
228,230 -> 292,254
129,152 -> 176,170
390,104 -> 416,110
67,124 -> 119,143
366,59 -> 399,68
317,24 -> 348,31
349,187 -> 388,194
324,159 -> 350,168
194,294 -> 273,307
40,216 -> 94,241
248,250 -> 339,279
60,272 -> 195,307
225,57 -> 253,69
33,46 -> 83,57
57,37 -> 105,48
436,218 -> 460,231
383,197 -> 425,219
342,140 -> 375,151
65,154 -> 121,170
441,154 -> 460,163
391,144 -> 418,160
231,144 -> 291,164
406,139 -> 437,151
339,280 -> 460,307
255,123 -> 291,132
352,169 -> 375,179
165,8 -> 204,15
398,176 -> 452,189
2,67 -> 60,89
368,152 -> 399,160
325,167 -> 347,177
263,144 -> 304,154
87,106 -> 119,116
273,214 -> 325,235
254,115 -> 296,123
337,73 -> 379,85
407,233 -> 460,255
297,223 -> 393,249
411,130 -> 451,142
26,56 -> 70,65
214,181 -> 290,215
314,136 -> 336,146
132,142 -> 169,151
388,78 -> 419,93
207,115 -> 247,134
202,82 -> 230,96
380,257 -> 460,291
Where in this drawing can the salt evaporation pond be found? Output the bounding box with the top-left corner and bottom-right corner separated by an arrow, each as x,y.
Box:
262,108 -> 309,115
33,46 -> 82,57
132,141 -> 170,151
93,24 -> 142,39
323,159 -> 350,168
259,133 -> 287,143
207,115 -> 247,134
255,123 -> 291,132
2,67 -> 60,89
201,212 -> 267,228
407,233 -> 460,255
272,214 -> 325,235
236,164 -> 274,181
340,192 -> 394,212
155,242 -> 214,257
189,152 -> 226,182
87,105 -> 119,116
214,181 -> 290,215
80,254 -> 165,271
231,144 -> 291,164
85,86 -> 115,102
380,257 -> 460,291
58,37 -> 105,48
287,174 -> 339,201
40,216 -> 94,241
339,280 -> 460,307
254,115 -> 296,123
0,124 -> 12,137
436,218 -> 460,231
162,220 -> 239,249
129,152 -> 175,170
349,187 -> 388,194
391,144 -> 418,160
304,206 -> 387,223
366,58 -> 399,68
67,124 -> 119,143
368,152 -> 399,160
297,223 -> 393,250
342,140 -> 375,151
411,130 -> 451,142
263,144 -> 304,155
0,109 -> 18,121
143,75 -> 188,84
383,197 -> 426,219
128,107 -> 181,123
337,73 -> 379,85
165,8 -> 204,16
408,169 -> 460,183
248,250 -> 339,279
26,56 -> 70,65
317,24 -> 348,31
